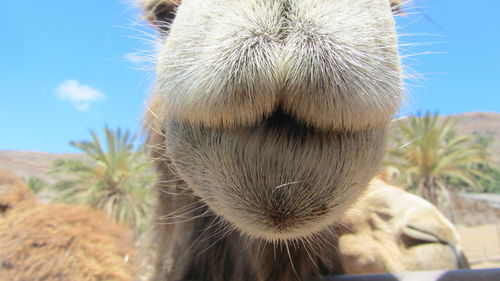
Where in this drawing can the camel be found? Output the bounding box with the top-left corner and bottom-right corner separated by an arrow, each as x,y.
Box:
0,169 -> 138,281
137,1 -> 467,280
0,168 -> 36,216
338,179 -> 469,274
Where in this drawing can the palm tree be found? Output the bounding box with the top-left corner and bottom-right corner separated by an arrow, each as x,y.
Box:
51,127 -> 155,233
468,133 -> 500,193
26,177 -> 48,194
387,113 -> 493,206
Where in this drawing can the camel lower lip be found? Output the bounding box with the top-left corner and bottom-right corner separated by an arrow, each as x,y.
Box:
167,121 -> 387,242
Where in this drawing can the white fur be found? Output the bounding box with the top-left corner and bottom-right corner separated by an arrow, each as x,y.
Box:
141,1 -> 408,280
156,0 -> 402,131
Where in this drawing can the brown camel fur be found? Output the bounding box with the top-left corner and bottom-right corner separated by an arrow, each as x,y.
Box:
0,169 -> 36,217
0,170 -> 138,281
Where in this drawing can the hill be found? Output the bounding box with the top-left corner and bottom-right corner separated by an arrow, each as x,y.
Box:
0,151 -> 86,184
451,112 -> 500,157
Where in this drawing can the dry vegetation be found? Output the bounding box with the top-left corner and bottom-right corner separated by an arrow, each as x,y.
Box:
0,168 -> 36,216
0,170 -> 138,281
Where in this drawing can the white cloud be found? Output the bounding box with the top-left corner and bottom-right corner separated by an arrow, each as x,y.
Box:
124,53 -> 147,65
123,51 -> 157,69
55,80 -> 105,111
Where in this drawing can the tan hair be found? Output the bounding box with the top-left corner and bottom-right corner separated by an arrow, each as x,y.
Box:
0,169 -> 36,216
141,1 -> 407,280
339,179 -> 469,273
0,204 -> 138,281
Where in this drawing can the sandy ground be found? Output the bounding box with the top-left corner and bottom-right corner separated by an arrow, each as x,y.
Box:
458,223 -> 500,269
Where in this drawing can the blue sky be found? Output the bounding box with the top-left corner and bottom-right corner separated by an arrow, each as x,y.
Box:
1,0 -> 499,153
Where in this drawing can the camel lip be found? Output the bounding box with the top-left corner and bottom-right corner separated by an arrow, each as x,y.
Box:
258,106 -> 316,139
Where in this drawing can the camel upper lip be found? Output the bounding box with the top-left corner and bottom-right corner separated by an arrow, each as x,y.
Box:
259,106 -> 316,139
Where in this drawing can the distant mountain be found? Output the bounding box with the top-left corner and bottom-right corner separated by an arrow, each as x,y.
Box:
450,112 -> 500,157
0,150 -> 86,184
1,112 -> 498,182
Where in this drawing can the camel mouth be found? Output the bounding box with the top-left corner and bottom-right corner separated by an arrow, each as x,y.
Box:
259,106 -> 316,140
166,117 -> 388,243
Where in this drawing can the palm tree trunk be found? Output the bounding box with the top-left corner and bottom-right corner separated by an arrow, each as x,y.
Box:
418,177 -> 438,206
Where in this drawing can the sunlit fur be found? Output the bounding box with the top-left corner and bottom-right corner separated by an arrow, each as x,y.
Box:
339,179 -> 469,274
0,169 -> 36,216
0,170 -> 138,281
155,0 -> 402,130
140,0 -> 406,280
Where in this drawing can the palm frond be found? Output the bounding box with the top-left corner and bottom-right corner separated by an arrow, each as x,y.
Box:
386,112 -> 496,205
49,127 -> 155,233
